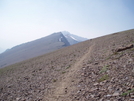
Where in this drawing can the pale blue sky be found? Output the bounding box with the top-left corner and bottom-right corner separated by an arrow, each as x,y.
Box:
0,0 -> 134,52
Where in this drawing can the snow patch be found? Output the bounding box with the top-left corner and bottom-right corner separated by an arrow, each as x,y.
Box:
70,36 -> 78,41
59,37 -> 63,42
64,35 -> 68,38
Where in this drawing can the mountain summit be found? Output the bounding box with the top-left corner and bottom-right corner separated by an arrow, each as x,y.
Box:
61,31 -> 87,45
0,31 -> 87,68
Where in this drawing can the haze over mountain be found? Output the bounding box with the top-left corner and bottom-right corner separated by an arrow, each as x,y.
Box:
0,48 -> 5,54
0,31 -> 87,68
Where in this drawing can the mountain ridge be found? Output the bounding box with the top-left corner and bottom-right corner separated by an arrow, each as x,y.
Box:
0,31 -> 87,68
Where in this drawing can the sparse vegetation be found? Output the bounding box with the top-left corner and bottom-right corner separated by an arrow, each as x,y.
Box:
106,51 -> 124,60
99,65 -> 109,73
113,52 -> 119,55
62,71 -> 66,74
98,74 -> 109,82
105,56 -> 110,60
0,64 -> 17,75
87,60 -> 92,64
53,79 -> 57,82
121,89 -> 134,96
66,66 -> 70,69
114,52 -> 124,59
66,65 -> 71,69
131,47 -> 134,51
56,69 -> 61,71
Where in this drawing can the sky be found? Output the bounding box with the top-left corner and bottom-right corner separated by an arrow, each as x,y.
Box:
0,0 -> 134,53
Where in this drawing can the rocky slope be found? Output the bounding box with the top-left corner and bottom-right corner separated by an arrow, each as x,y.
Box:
0,29 -> 134,101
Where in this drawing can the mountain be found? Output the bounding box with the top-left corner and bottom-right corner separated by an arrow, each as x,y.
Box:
62,31 -> 87,45
0,32 -> 87,68
0,29 -> 134,101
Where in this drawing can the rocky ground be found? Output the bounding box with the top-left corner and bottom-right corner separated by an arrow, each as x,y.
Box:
70,30 -> 134,101
0,29 -> 134,101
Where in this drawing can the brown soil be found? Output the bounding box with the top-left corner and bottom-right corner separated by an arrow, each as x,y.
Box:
0,29 -> 134,101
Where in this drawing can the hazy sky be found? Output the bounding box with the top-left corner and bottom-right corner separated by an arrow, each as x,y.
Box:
0,0 -> 134,52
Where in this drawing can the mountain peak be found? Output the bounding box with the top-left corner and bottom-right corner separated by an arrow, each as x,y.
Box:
0,31 -> 87,68
61,31 -> 88,45
61,31 -> 70,35
51,31 -> 87,45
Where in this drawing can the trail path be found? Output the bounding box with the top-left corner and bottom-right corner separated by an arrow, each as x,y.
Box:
44,44 -> 94,101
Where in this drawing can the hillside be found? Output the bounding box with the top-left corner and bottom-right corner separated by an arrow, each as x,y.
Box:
0,29 -> 134,101
0,32 -> 87,68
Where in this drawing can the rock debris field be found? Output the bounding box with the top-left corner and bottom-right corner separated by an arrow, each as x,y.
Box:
0,29 -> 134,101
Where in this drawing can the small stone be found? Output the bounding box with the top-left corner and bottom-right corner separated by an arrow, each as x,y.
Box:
94,62 -> 98,65
123,65 -> 126,68
7,85 -> 12,88
131,95 -> 134,98
108,85 -> 112,89
82,67 -> 86,70
81,73 -> 84,76
100,82 -> 105,85
129,58 -> 133,62
90,88 -> 97,92
132,69 -> 134,76
99,98 -> 104,101
106,94 -> 112,97
91,94 -> 95,98
77,90 -> 81,94
113,92 -> 119,96
72,80 -> 74,82
94,83 -> 99,86
119,88 -> 123,92
16,97 -> 20,101
125,77 -> 128,80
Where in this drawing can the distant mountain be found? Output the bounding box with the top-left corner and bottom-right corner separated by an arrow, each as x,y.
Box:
62,31 -> 87,45
0,31 -> 87,68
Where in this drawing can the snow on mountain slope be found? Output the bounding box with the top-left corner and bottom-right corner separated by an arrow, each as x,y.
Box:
69,36 -> 78,41
62,31 -> 88,45
58,37 -> 62,42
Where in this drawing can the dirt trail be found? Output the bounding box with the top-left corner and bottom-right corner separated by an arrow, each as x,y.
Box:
44,44 -> 94,101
